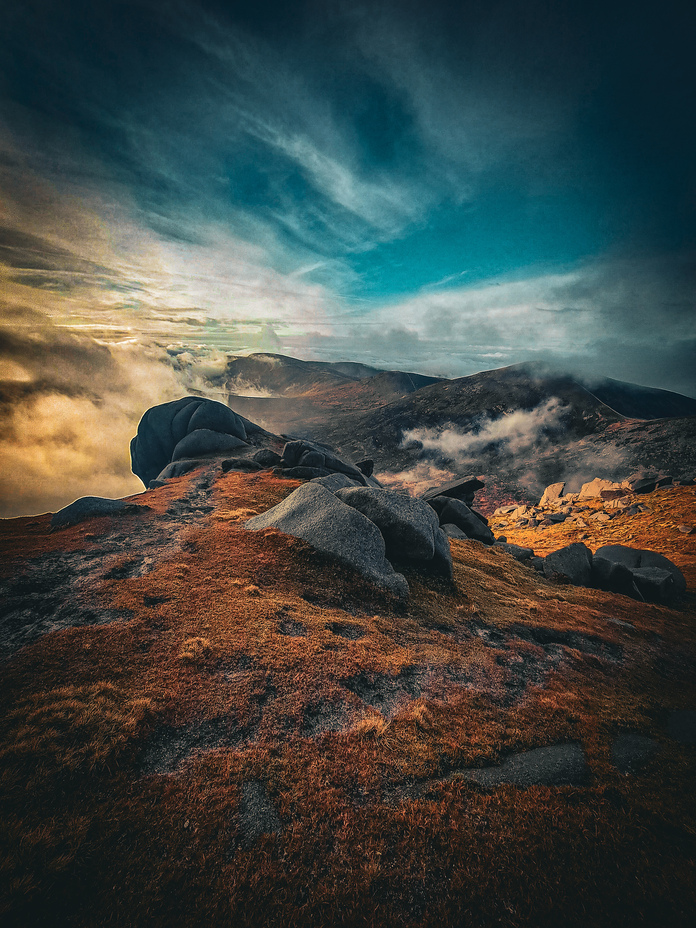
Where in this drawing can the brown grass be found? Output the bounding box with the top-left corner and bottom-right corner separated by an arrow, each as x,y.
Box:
0,473 -> 695,927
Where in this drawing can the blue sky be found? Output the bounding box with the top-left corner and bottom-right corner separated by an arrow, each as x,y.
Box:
1,0 -> 695,392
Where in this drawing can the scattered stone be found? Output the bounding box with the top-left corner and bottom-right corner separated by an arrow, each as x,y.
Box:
606,617 -> 636,630
590,512 -> 612,524
576,478 -> 615,500
545,512 -> 568,524
245,483 -> 409,597
611,734 -> 659,774
625,471 -> 659,494
539,483 -> 565,506
599,487 -> 629,501
279,465 -> 332,479
156,459 -> 208,481
604,498 -> 632,510
51,496 -> 146,529
459,743 -> 589,788
493,505 -> 518,517
543,543 -> 593,586
281,440 -> 365,483
677,524 -> 694,535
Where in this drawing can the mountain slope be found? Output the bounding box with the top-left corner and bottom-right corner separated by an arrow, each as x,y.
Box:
1,467 -> 695,928
586,376 -> 696,419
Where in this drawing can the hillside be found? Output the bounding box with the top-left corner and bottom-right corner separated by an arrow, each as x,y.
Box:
215,360 -> 696,505
1,460 -> 695,928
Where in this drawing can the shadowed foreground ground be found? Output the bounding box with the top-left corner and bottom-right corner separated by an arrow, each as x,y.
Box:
1,471 -> 695,927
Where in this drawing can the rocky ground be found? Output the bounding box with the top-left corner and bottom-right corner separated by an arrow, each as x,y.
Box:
1,457 -> 695,927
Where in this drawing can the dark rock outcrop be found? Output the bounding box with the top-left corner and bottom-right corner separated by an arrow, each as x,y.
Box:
131,397 -> 249,486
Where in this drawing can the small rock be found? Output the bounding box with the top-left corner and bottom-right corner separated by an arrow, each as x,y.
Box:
252,449 -> 282,467
578,478 -> 624,500
435,498 -> 495,545
221,457 -> 263,473
677,524 -> 694,535
611,734 -> 658,774
494,542 -> 535,562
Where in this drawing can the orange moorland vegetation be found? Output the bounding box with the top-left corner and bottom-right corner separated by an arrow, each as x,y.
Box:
0,470 -> 695,928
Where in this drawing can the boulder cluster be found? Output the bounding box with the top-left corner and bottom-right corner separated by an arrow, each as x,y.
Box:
492,473 -> 695,533
489,475 -> 690,603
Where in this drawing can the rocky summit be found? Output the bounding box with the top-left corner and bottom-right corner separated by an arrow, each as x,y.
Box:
1,395 -> 696,928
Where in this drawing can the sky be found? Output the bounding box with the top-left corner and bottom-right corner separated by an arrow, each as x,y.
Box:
1,0 -> 695,514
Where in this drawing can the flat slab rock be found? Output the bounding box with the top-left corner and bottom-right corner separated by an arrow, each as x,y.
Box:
238,780 -> 282,848
611,734 -> 659,774
421,475 -> 484,502
457,743 -> 590,788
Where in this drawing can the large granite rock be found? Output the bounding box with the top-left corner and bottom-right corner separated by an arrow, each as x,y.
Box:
131,397 -> 248,486
542,543 -> 593,586
244,483 -> 408,597
539,483 -> 565,506
593,544 -> 686,603
336,488 -> 439,560
591,557 -> 644,600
